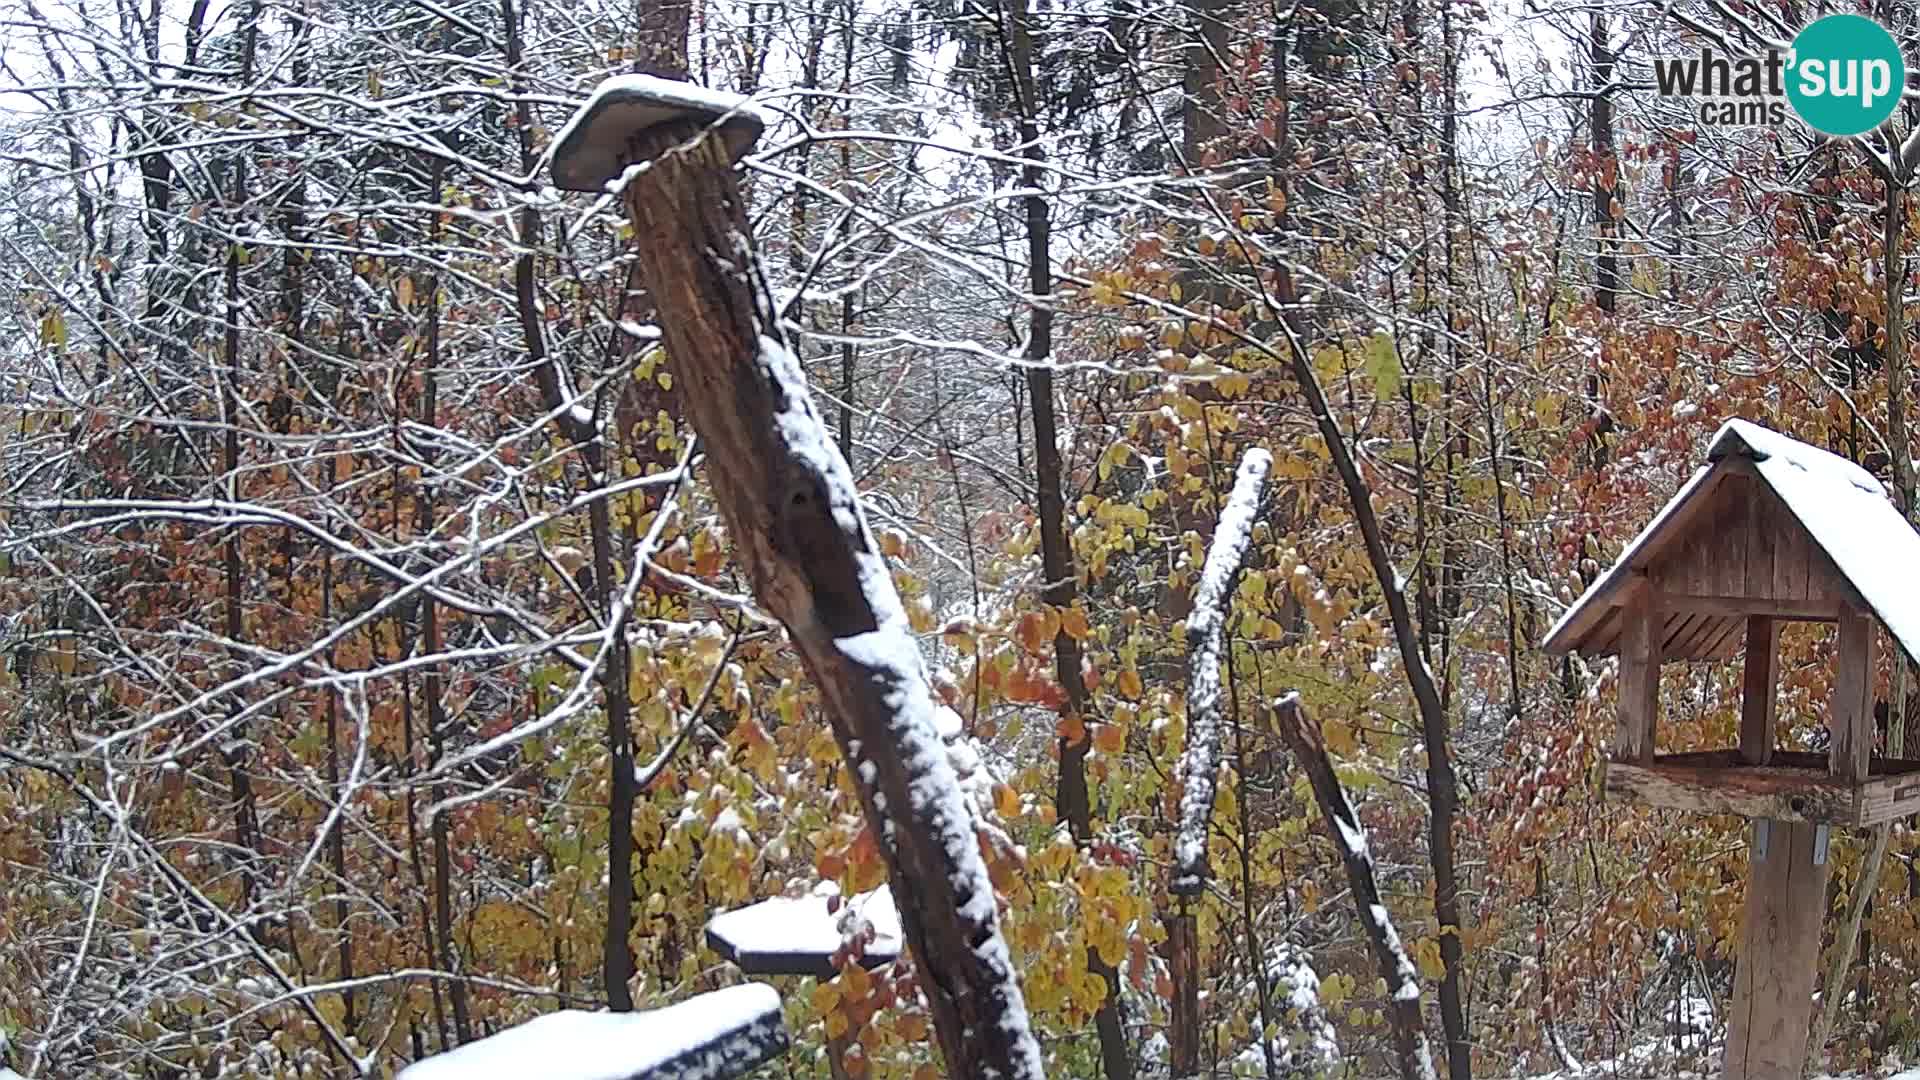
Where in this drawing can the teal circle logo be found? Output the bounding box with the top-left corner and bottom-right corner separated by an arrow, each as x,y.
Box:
1786,14 -> 1905,136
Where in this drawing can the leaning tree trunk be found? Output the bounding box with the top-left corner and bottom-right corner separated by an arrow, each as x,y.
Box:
613,117 -> 1044,1080
1273,695 -> 1438,1080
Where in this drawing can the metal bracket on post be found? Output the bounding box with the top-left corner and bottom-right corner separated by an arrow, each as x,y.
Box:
1814,824 -> 1830,866
1754,819 -> 1770,860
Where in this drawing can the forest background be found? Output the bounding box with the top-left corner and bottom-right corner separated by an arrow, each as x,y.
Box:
4,0 -> 1919,1074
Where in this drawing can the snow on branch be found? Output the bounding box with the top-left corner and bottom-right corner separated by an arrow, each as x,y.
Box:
1171,447 -> 1273,896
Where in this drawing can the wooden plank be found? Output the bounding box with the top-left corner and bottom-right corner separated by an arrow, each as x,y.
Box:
1606,760 -> 1860,825
1724,819 -> 1829,1080
1652,592 -> 1841,621
1616,574 -> 1660,763
1662,611 -> 1701,656
1767,749 -> 1920,776
1707,619 -> 1748,661
1831,606 -> 1876,784
1688,497 -> 1719,596
1772,510 -> 1807,603
1678,615 -> 1732,659
1858,770 -> 1920,825
1746,479 -> 1777,600
1719,476 -> 1750,598
1741,617 -> 1780,766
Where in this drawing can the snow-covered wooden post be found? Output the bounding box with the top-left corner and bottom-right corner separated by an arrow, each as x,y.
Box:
1544,419 -> 1920,1080
396,984 -> 789,1080
706,889 -> 902,1080
549,77 -> 1044,1080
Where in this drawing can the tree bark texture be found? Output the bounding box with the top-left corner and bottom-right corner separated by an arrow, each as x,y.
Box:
1273,695 -> 1438,1080
616,118 -> 1044,1080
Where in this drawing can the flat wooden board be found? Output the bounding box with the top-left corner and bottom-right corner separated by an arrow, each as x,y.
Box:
1605,752 -> 1920,826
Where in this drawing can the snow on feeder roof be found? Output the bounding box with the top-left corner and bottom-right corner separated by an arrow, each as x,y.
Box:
549,75 -> 768,193
705,885 -> 903,979
1543,418 -> 1920,665
396,984 -> 786,1080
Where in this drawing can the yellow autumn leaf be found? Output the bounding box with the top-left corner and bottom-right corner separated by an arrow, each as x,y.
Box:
1060,606 -> 1091,640
1117,668 -> 1143,700
810,981 -> 839,1014
993,783 -> 1021,819
1415,936 -> 1446,981
1093,722 -> 1124,755
1323,717 -> 1358,755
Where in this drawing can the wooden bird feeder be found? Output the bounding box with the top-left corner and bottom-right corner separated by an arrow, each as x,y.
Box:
1544,418 -> 1920,1080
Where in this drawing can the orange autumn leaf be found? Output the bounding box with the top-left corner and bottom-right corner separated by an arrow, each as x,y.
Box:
1060,605 -> 1092,640
1016,611 -> 1047,654
1056,714 -> 1087,745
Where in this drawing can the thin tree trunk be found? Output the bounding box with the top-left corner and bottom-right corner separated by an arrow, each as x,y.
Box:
1003,0 -> 1131,1067
500,0 -> 640,1011
219,0 -> 264,918
1811,174 -> 1914,1068
420,155 -> 472,1042
1270,262 -> 1469,1080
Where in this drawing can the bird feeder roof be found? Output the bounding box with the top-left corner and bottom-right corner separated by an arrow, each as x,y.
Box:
549,75 -> 768,193
1543,419 -> 1920,664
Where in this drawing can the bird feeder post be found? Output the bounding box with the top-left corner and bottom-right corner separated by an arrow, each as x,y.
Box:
1543,420 -> 1920,1080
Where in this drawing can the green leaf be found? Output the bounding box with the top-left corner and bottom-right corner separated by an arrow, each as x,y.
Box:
1365,332 -> 1401,397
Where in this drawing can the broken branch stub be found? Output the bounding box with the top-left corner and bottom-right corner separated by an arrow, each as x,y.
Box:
1272,694 -> 1437,1080
552,81 -> 1044,1080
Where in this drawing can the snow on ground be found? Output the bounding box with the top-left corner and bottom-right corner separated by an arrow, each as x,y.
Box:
397,984 -> 785,1080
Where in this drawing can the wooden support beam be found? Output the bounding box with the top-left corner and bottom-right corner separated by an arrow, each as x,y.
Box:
1832,606 -> 1877,784
1616,573 -> 1660,763
1604,752 -> 1920,827
1741,617 -> 1780,766
1655,593 -> 1841,621
1724,819 -> 1829,1080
